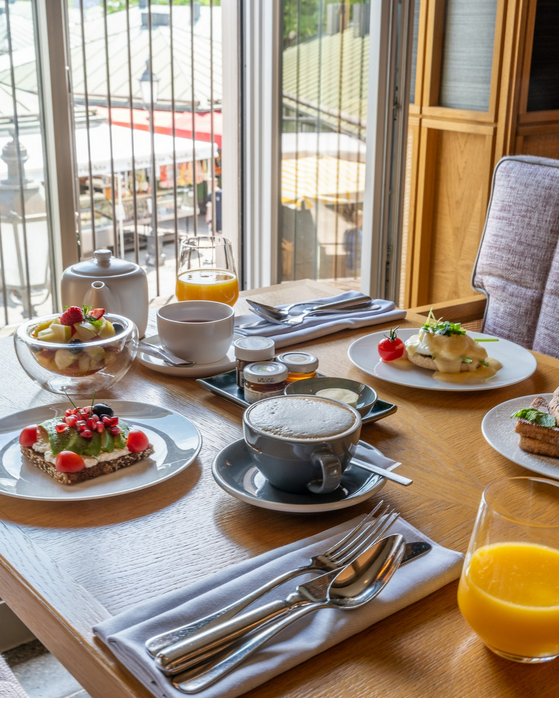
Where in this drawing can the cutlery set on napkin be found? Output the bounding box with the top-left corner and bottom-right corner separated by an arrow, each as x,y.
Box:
234,291 -> 407,348
94,506 -> 463,698
94,292 -> 463,696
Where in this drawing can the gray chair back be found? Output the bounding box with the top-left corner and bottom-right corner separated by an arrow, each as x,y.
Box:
472,155 -> 559,358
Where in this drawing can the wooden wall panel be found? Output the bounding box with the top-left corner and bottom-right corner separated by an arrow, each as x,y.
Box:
520,131 -> 559,159
426,130 -> 493,303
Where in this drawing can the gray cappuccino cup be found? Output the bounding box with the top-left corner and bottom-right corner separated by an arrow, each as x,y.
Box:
243,394 -> 362,495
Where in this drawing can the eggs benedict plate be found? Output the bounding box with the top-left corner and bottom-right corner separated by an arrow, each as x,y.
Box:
404,314 -> 502,381
348,323 -> 537,392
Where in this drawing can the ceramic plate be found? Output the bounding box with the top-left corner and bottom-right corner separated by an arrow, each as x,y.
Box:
0,400 -> 202,501
482,394 -> 559,481
212,439 -> 388,514
137,334 -> 240,377
348,328 -> 537,392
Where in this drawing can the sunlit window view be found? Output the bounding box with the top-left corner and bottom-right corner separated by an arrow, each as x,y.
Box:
280,0 -> 368,285
0,0 -> 223,321
0,0 -> 54,325
66,0 -> 222,299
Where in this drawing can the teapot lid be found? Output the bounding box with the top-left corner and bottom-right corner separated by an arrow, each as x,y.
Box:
70,249 -> 138,278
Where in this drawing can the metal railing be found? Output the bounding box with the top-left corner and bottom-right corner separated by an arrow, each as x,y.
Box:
0,0 -> 223,327
0,0 -> 56,327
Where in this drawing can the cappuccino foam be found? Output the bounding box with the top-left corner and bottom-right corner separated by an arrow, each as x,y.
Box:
247,395 -> 358,440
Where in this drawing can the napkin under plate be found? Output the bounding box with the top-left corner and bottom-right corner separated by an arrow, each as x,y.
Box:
94,517 -> 463,698
235,292 -> 406,349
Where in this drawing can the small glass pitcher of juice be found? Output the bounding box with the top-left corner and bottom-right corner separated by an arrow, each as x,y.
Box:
457,476 -> 559,663
176,236 -> 239,307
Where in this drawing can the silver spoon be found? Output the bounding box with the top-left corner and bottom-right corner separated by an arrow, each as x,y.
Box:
138,343 -> 196,367
172,533 -> 405,694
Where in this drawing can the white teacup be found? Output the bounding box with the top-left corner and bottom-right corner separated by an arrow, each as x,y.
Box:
157,301 -> 235,364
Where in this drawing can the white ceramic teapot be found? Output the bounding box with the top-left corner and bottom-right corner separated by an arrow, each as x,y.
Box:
60,249 -> 149,337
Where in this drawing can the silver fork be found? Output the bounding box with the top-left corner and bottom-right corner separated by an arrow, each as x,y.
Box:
145,501 -> 398,657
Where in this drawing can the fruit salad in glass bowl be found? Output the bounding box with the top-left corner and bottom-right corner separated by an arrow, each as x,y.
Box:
14,306 -> 138,394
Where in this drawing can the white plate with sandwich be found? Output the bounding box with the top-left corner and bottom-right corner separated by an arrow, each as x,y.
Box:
482,393 -> 559,481
0,401 -> 202,501
348,327 -> 537,392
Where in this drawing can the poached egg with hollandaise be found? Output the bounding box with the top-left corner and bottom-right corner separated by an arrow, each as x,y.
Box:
404,315 -> 502,381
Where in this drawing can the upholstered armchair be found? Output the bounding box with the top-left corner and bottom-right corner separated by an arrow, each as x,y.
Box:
414,155 -> 559,359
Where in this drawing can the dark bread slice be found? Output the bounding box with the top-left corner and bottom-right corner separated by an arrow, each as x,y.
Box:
21,445 -> 155,486
518,435 -> 559,459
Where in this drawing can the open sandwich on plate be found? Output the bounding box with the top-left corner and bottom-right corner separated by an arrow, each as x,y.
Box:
19,400 -> 154,485
512,389 -> 559,459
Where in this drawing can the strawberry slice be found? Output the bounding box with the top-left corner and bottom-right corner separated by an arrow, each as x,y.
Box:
88,308 -> 106,320
60,306 -> 84,326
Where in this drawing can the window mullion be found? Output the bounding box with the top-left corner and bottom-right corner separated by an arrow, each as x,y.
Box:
35,0 -> 80,306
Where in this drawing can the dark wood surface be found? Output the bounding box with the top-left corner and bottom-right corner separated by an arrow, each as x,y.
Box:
0,280 -> 558,697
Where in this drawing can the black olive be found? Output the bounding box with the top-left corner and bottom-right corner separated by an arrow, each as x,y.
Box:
93,403 -> 114,417
69,338 -> 84,354
112,323 -> 124,335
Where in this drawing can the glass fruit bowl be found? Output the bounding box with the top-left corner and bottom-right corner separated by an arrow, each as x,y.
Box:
14,312 -> 138,395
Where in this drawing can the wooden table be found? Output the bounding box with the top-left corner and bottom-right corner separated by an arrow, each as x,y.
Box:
1,280 -> 558,698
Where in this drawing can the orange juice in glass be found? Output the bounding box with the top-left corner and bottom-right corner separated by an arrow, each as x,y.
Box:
176,236 -> 239,307
458,477 -> 559,663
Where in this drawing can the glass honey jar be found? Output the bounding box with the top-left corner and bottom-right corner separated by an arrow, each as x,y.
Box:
276,351 -> 319,383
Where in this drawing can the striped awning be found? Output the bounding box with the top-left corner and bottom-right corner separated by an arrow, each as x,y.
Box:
281,155 -> 366,208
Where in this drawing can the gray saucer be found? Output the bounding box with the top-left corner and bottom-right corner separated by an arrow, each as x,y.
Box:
211,439 -> 387,514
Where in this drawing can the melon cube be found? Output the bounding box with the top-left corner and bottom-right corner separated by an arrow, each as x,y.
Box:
54,348 -> 77,370
73,321 -> 97,342
78,353 -> 91,372
50,324 -> 72,342
97,319 -> 116,339
37,329 -> 57,343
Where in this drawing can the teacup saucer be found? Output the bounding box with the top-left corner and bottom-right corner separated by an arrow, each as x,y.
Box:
212,439 -> 388,514
137,333 -> 240,377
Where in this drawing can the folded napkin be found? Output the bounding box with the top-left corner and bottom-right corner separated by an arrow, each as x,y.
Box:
235,292 -> 406,349
354,439 -> 400,471
94,516 -> 463,698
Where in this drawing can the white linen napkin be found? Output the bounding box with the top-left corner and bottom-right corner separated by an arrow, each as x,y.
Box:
94,516 -> 463,698
235,292 -> 406,349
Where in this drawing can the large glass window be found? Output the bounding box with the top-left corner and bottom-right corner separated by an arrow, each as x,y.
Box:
0,0 -> 55,326
280,0 -> 369,286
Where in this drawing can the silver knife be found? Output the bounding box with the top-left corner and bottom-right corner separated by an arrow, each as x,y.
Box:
155,541 -> 431,676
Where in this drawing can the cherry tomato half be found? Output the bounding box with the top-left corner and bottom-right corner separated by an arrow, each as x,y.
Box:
126,429 -> 150,454
55,450 -> 86,474
19,425 -> 39,447
378,327 -> 405,362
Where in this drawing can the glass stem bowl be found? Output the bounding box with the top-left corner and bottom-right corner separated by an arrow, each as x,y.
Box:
14,313 -> 138,395
458,476 -> 559,663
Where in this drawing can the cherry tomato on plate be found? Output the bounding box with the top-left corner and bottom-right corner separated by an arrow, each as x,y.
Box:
19,425 -> 39,447
55,450 -> 86,474
126,429 -> 150,454
378,327 -> 405,362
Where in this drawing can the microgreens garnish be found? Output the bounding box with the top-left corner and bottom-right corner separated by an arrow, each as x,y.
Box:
421,309 -> 465,337
512,408 -> 557,428
64,392 -> 87,422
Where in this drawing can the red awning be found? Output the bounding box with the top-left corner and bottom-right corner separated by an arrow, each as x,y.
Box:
95,107 -> 222,148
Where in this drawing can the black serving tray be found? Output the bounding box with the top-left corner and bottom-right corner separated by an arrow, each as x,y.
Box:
196,370 -> 397,425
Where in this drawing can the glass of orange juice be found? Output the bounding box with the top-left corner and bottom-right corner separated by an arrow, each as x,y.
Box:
458,477 -> 559,663
176,236 -> 239,307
